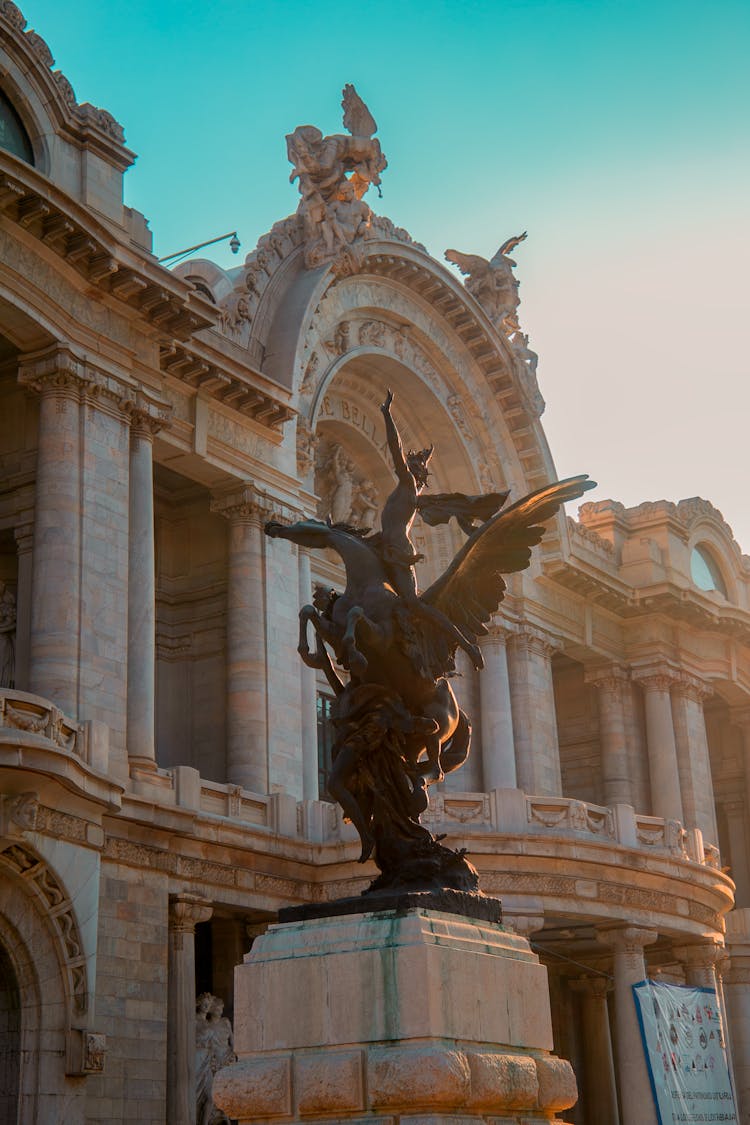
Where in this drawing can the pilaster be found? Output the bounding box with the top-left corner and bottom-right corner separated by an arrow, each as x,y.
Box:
12,520 -> 33,691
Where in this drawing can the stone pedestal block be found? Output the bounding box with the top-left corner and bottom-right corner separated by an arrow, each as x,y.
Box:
214,908 -> 577,1125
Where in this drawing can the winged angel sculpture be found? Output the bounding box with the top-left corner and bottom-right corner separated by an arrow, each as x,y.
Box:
286,84 -> 387,269
266,393 -> 594,894
446,233 -> 528,333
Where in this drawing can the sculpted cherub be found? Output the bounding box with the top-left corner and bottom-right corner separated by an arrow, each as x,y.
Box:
445,232 -> 527,332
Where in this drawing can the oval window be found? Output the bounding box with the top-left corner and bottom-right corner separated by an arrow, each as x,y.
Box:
0,90 -> 34,165
690,544 -> 728,597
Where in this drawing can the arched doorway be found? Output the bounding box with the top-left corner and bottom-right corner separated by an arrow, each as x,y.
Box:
0,940 -> 21,1124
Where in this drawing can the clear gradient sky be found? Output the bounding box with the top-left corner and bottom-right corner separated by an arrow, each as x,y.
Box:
19,1 -> 750,548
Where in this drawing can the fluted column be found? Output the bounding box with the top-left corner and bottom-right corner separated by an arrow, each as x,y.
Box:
570,976 -> 620,1125
479,624 -> 516,790
507,627 -> 562,795
211,487 -> 269,792
585,665 -> 633,806
633,671 -> 684,823
20,359 -> 85,716
126,410 -> 160,768
168,894 -> 213,1125
671,673 -> 718,843
12,520 -> 33,691
598,925 -> 658,1125
298,547 -> 319,800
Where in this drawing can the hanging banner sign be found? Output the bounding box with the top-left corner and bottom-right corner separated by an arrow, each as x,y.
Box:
633,979 -> 738,1124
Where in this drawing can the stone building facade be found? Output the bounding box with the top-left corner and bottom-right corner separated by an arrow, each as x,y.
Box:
0,7 -> 749,1124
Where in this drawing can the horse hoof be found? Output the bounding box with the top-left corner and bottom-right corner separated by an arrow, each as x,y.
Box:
358,834 -> 375,863
468,644 -> 484,671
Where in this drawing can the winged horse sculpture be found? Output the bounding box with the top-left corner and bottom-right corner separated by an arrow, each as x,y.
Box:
266,391 -> 594,893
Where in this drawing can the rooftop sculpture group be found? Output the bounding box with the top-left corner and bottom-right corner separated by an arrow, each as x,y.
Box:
266,395 -> 594,894
286,84 -> 387,270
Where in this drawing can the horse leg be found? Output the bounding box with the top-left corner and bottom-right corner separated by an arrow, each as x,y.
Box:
342,606 -> 368,677
298,606 -> 345,695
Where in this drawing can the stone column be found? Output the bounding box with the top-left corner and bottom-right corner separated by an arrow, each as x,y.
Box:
168,894 -> 213,1125
585,665 -> 633,807
633,672 -> 684,824
126,410 -> 160,768
507,627 -> 562,796
479,625 -> 517,790
298,548 -> 319,800
673,938 -> 724,989
12,521 -> 33,691
20,358 -> 85,717
725,910 -> 750,1124
211,487 -> 269,793
724,800 -> 750,906
570,976 -> 620,1125
671,673 -> 718,843
731,709 -> 750,906
598,925 -> 658,1125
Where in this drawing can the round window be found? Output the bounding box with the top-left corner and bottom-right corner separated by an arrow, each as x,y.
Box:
690,544 -> 728,597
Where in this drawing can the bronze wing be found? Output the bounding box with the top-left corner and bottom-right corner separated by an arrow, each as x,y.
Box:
421,476 -> 596,642
417,491 -> 510,535
342,84 -> 378,137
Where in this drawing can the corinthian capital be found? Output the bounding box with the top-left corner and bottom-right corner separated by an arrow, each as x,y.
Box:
584,663 -> 630,694
168,893 -> 213,934
597,924 -> 658,955
210,483 -> 295,525
18,345 -> 89,397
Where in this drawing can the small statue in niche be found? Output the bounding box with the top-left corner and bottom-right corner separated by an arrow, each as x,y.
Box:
351,477 -> 379,528
196,993 -> 236,1125
445,232 -> 528,334
328,446 -> 357,524
0,581 -> 16,689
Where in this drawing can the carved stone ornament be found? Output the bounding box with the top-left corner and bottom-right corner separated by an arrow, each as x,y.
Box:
287,84 -> 387,270
196,993 -> 236,1125
445,233 -> 528,335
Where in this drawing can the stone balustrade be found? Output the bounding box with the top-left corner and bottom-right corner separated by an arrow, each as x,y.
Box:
0,687 -> 87,759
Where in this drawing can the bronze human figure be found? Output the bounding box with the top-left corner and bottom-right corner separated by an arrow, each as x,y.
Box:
265,391 -> 595,893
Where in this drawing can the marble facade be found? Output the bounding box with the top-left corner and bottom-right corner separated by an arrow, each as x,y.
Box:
0,7 -> 749,1124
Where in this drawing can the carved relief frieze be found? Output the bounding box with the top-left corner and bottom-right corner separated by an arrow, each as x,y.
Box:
314,438 -> 381,527
0,688 -> 87,757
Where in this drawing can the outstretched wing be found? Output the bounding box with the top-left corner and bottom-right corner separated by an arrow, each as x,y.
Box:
417,491 -> 510,530
342,84 -> 377,137
445,249 -> 490,276
492,231 -> 528,264
421,475 -> 596,641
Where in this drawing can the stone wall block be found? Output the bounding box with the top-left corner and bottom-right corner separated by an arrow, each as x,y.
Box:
368,1046 -> 471,1109
212,1055 -> 292,1118
295,1048 -> 364,1113
534,1056 -> 578,1112
466,1051 -> 538,1110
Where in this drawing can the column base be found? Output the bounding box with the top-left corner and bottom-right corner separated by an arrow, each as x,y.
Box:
214,907 -> 577,1125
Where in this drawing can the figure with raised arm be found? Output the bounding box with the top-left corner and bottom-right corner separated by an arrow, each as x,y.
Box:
379,391 -> 484,664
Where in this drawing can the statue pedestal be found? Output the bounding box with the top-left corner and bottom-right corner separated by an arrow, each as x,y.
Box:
214,907 -> 577,1125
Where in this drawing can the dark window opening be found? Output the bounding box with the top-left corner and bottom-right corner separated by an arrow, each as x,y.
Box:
316,692 -> 336,801
0,90 -> 34,165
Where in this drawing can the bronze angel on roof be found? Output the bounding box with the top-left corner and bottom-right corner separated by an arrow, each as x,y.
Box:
266,392 -> 594,894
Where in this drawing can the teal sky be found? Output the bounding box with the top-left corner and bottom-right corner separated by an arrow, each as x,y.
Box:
20,1 -> 750,549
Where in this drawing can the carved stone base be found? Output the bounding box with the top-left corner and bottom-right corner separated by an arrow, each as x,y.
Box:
214,908 -> 577,1125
